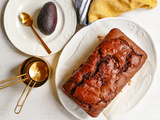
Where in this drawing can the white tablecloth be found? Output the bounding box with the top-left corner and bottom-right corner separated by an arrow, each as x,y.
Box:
0,0 -> 160,120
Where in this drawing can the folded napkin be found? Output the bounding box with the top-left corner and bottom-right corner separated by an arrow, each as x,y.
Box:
75,0 -> 93,25
75,0 -> 157,26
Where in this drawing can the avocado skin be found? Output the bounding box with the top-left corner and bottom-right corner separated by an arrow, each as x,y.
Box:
37,2 -> 57,35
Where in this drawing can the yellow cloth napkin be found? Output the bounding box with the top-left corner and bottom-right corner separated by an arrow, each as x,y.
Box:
88,0 -> 157,23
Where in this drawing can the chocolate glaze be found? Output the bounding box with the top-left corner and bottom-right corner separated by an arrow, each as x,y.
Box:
62,28 -> 147,117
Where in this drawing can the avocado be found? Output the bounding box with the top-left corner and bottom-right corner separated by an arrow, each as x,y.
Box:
37,2 -> 57,35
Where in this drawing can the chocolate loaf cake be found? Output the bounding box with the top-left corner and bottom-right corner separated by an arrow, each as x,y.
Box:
62,28 -> 147,117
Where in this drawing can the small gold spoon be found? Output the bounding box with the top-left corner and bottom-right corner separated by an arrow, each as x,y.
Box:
0,57 -> 51,114
19,12 -> 52,54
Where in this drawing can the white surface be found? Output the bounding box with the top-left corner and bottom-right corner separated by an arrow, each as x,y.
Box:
3,0 -> 76,56
0,0 -> 160,120
55,18 -> 157,120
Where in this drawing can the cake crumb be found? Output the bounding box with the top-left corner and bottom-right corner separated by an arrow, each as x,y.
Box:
128,80 -> 132,86
97,36 -> 103,41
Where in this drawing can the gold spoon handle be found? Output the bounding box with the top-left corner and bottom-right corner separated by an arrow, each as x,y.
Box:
0,74 -> 27,90
30,26 -> 52,54
14,80 -> 36,114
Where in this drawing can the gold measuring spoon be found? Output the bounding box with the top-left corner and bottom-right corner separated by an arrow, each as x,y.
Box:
19,12 -> 52,54
0,57 -> 51,114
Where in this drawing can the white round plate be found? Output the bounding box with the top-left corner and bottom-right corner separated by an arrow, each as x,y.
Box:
55,18 -> 157,120
4,0 -> 76,56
